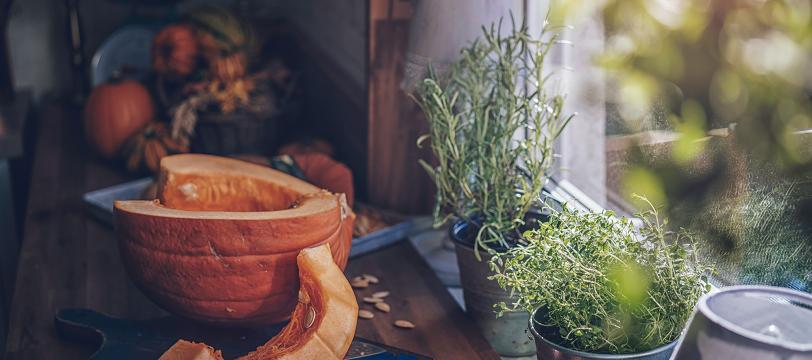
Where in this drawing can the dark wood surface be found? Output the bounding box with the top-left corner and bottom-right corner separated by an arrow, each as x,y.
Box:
3,101 -> 499,360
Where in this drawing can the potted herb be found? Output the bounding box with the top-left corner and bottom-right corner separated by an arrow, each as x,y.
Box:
490,201 -> 712,359
414,17 -> 572,356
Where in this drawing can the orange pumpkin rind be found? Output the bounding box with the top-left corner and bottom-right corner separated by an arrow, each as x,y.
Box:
114,154 -> 354,325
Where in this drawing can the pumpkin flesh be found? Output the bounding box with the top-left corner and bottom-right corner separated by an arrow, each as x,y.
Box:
238,244 -> 357,359
115,154 -> 354,325
159,340 -> 223,360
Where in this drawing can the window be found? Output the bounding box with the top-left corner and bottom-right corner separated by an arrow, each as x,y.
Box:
527,1 -> 812,291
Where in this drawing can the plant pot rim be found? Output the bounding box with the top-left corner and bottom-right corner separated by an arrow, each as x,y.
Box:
448,219 -> 511,256
448,220 -> 478,247
447,194 -> 562,250
528,307 -> 679,359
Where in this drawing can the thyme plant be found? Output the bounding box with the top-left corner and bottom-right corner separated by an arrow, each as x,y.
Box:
415,16 -> 573,253
490,199 -> 712,354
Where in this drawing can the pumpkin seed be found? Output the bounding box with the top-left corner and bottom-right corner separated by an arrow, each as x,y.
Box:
363,297 -> 383,304
304,306 -> 316,328
374,302 -> 390,313
351,279 -> 369,289
394,320 -> 415,329
359,310 -> 375,319
371,291 -> 390,299
362,274 -> 380,284
298,290 -> 310,304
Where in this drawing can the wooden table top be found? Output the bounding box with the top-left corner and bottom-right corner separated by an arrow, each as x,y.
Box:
3,101 -> 499,360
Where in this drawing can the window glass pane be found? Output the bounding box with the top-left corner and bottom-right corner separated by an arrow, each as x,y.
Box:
541,1 -> 812,291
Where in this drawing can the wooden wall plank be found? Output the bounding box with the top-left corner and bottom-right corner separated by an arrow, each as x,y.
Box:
367,1 -> 434,214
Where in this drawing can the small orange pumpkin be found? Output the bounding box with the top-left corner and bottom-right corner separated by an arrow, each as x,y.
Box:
152,24 -> 199,78
121,122 -> 188,173
84,78 -> 155,159
293,153 -> 355,207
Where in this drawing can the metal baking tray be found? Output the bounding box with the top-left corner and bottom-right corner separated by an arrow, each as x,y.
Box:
83,178 -> 418,258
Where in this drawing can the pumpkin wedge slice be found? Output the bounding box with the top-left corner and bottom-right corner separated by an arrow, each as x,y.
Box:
160,244 -> 358,360
159,340 -> 223,360
238,243 -> 358,359
115,154 -> 354,325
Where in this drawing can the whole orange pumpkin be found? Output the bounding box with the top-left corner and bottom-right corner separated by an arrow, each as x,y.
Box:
84,78 -> 155,158
152,24 -> 199,78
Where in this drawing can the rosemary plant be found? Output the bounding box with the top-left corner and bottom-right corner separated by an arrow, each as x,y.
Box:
415,16 -> 573,253
490,199 -> 712,354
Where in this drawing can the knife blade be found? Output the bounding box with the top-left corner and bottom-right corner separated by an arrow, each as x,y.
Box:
346,339 -> 431,359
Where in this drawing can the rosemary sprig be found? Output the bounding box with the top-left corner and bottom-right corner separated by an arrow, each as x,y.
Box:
415,15 -> 573,253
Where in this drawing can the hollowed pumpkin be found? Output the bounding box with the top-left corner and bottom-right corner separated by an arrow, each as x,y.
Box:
114,154 -> 354,325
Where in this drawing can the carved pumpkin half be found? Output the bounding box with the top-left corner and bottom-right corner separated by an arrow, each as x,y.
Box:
114,154 -> 354,325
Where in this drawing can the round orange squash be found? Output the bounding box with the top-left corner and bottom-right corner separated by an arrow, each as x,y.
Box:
84,78 -> 155,158
114,154 -> 354,325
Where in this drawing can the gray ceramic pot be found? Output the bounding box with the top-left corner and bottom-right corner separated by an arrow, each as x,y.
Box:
528,308 -> 678,360
671,286 -> 812,359
450,221 -> 536,357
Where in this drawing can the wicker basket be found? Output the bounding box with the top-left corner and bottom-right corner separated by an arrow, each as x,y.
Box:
189,96 -> 300,156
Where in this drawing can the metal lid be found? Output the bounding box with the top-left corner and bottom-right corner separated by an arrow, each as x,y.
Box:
700,286 -> 812,351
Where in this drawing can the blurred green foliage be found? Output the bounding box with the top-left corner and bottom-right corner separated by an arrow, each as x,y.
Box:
553,0 -> 812,289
